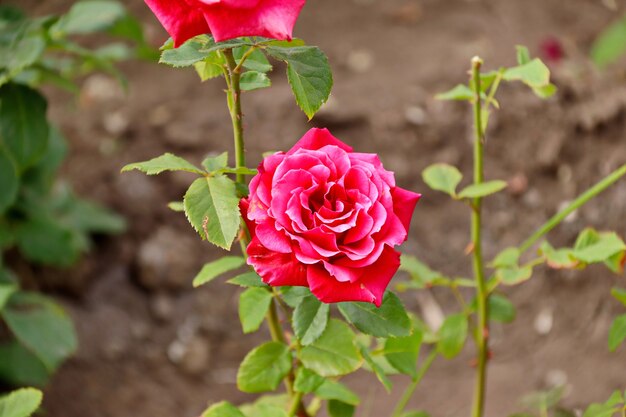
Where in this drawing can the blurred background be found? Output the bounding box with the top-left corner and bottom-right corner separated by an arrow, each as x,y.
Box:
5,0 -> 626,416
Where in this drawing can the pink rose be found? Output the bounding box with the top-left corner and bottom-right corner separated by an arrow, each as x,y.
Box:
144,0 -> 306,47
241,128 -> 421,306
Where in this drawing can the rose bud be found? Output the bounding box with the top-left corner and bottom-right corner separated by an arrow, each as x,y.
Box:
241,128 -> 421,307
144,0 -> 306,47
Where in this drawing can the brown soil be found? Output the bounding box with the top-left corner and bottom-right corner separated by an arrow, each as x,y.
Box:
8,0 -> 626,416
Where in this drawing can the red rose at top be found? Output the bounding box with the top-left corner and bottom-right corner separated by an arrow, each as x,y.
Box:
144,0 -> 306,47
241,128 -> 421,307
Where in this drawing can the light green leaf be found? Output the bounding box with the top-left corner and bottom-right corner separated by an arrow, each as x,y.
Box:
503,59 -> 550,87
608,314 -> 626,352
591,16 -> 626,68
193,256 -> 245,287
437,314 -> 468,359
194,52 -> 225,81
4,34 -> 46,74
0,282 -> 17,311
160,36 -> 211,67
338,292 -> 411,338
201,401 -> 245,417
239,287 -> 272,334
227,272 -> 265,288
360,347 -> 392,392
237,342 -> 291,393
0,83 -> 49,172
0,387 -> 43,417
497,265 -> 533,285
384,330 -> 422,378
572,231 -> 626,264
293,295 -> 329,345
458,180 -> 507,199
539,241 -> 578,269
202,152 -> 228,173
611,288 -> 626,307
168,201 -> 184,212
240,71 -> 271,91
1,292 -> 77,371
315,380 -> 360,405
532,83 -> 557,99
328,401 -> 355,417
605,251 -> 626,274
280,286 -> 311,308
399,255 -> 446,289
184,176 -> 241,249
294,368 -> 324,393
50,0 -> 125,36
266,46 -> 332,119
122,152 -> 204,175
489,247 -> 521,269
435,84 -> 474,101
516,45 -> 532,65
234,46 -> 272,73
422,163 -> 463,196
300,319 -> 362,377
487,294 -> 516,323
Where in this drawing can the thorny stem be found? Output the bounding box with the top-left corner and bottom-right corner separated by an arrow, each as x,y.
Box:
470,56 -> 489,417
390,350 -> 438,417
519,163 -> 626,254
222,48 -> 308,417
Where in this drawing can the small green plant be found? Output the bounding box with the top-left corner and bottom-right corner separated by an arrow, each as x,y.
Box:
0,0 -> 147,387
0,387 -> 42,417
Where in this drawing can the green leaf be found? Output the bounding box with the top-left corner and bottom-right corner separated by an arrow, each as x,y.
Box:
437,313 -> 468,359
293,295 -> 330,345
489,247 -> 521,269
15,217 -> 79,267
266,45 -> 332,119
201,401 -> 245,417
294,368 -> 324,393
184,176 -> 241,249
168,201 -> 184,212
497,265 -> 533,285
0,148 -> 18,213
1,292 -> 77,371
539,241 -> 578,269
435,84 -> 474,101
608,314 -> 626,352
300,319 -> 362,377
488,294 -> 516,323
338,292 -> 411,338
0,83 -> 49,172
239,287 -> 273,334
422,163 -> 463,196
50,0 -> 125,36
399,255 -> 445,289
572,231 -> 626,264
122,152 -> 204,175
3,33 -> 46,75
159,36 -> 212,67
401,412 -> 431,417
228,272 -> 266,288
591,16 -> 626,68
360,347 -> 392,392
234,47 -> 272,73
315,380 -> 360,405
384,330 -> 422,378
605,251 -> 626,274
0,282 -> 16,311
240,71 -> 271,91
192,256 -> 245,287
532,83 -> 557,99
280,286 -> 311,308
516,45 -> 532,65
458,180 -> 507,199
0,387 -> 43,417
0,341 -> 50,386
194,52 -> 225,81
503,59 -> 550,87
202,152 -> 228,173
328,401 -> 355,417
62,196 -> 126,235
611,288 -> 626,307
237,342 -> 291,393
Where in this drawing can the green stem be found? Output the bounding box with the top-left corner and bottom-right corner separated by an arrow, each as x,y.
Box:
390,350 -> 438,417
519,163 -> 626,253
470,56 -> 489,417
288,391 -> 305,417
223,49 -> 246,186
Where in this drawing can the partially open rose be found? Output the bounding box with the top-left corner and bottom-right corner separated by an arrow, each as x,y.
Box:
144,0 -> 306,47
241,128 -> 421,306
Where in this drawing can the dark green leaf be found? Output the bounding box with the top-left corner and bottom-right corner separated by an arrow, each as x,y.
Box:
437,313 -> 468,359
294,367 -> 324,393
611,288 -> 626,307
384,330 -> 422,378
458,180 -> 507,199
488,294 -> 516,323
237,342 -> 291,393
15,217 -> 79,267
0,83 -> 49,171
422,163 -> 462,196
315,380 -> 360,405
1,292 -> 77,371
240,71 -> 271,91
160,36 -> 212,67
192,256 -> 245,287
202,152 -> 228,172
300,319 -> 362,377
401,412 -> 431,417
338,292 -> 411,338
184,176 -> 241,249
328,401 -> 355,417
234,46 -> 272,72
360,346 -> 392,392
608,314 -> 626,352
266,45 -> 332,119
122,152 -> 203,175
280,286 -> 311,308
239,287 -> 272,334
227,272 -> 265,288
0,341 -> 50,386
0,148 -> 18,213
293,295 -> 329,345
0,387 -> 43,417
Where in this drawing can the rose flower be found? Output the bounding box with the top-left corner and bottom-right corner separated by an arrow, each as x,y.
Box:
144,0 -> 306,47
241,128 -> 421,307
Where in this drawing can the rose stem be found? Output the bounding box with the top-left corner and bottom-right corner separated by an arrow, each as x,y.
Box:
223,48 -> 309,417
518,163 -> 626,254
390,350 -> 438,417
470,56 -> 489,417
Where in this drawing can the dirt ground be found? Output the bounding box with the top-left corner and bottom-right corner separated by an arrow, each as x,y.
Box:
8,0 -> 626,416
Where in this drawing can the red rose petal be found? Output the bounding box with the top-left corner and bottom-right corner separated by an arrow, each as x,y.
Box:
247,236 -> 307,286
392,187 -> 421,233
288,128 -> 353,154
144,0 -> 210,47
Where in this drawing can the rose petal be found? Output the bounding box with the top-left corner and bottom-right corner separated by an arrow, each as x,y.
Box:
392,186 -> 421,232
288,128 -> 353,155
202,0 -> 305,42
256,222 -> 292,253
144,0 -> 211,47
247,236 -> 307,286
